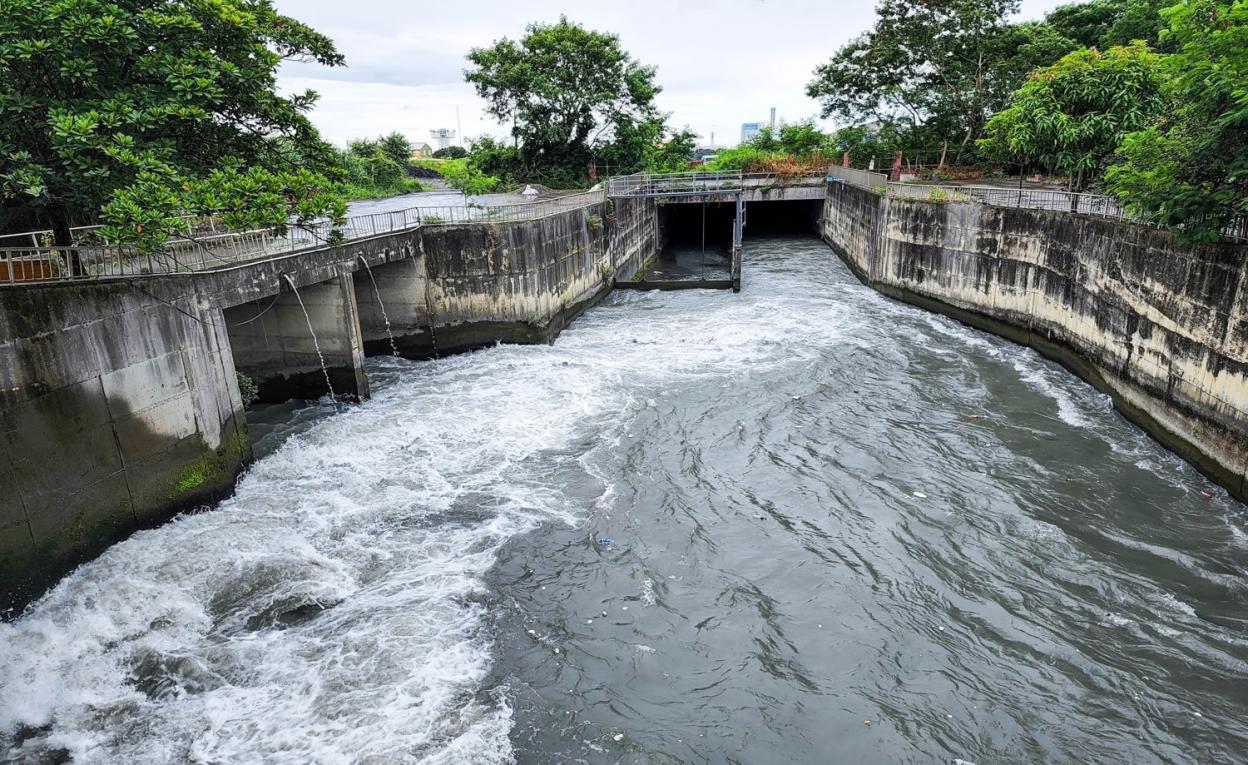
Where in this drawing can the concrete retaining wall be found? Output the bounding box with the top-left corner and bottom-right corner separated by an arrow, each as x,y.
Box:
820,183 -> 1248,499
354,198 -> 657,356
0,282 -> 249,612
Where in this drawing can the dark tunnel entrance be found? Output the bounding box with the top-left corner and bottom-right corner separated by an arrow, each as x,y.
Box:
624,197 -> 828,289
648,202 -> 737,283
742,200 -> 824,236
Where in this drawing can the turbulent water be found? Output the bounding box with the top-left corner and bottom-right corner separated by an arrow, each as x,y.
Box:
3,237 -> 1247,764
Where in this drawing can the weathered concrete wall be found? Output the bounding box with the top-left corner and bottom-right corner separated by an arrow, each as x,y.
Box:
0,281 -> 249,612
820,183 -> 1248,499
226,274 -> 369,402
354,198 -> 657,356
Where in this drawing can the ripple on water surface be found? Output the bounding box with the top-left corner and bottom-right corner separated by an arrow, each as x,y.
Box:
2,237 -> 1247,765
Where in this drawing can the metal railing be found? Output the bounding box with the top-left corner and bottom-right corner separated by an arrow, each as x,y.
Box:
886,183 -> 1127,218
402,189 -> 606,225
608,171 -> 826,198
825,166 -> 889,191
826,167 -> 1248,242
0,189 -> 607,285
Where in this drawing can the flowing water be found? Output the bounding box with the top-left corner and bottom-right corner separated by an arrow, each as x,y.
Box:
2,237 -> 1247,764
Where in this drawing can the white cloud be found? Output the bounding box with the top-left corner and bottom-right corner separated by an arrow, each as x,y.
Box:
274,0 -> 1072,148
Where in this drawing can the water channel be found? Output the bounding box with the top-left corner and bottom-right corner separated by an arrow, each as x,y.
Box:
2,237 -> 1246,764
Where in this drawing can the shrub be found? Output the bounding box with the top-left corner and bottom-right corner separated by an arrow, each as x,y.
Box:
236,372 -> 259,407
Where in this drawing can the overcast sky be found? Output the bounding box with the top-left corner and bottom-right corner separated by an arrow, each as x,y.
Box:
274,0 -> 1069,149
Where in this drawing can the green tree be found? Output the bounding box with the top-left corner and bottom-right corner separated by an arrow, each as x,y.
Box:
0,0 -> 346,247
830,123 -> 906,165
980,42 -> 1165,187
1108,0 -> 1248,241
646,127 -> 698,172
1046,0 -> 1172,50
1103,0 -> 1173,47
465,17 -> 663,183
777,121 -> 832,155
745,125 -> 782,152
807,0 -> 1068,163
377,132 -> 414,165
1047,0 -> 1125,45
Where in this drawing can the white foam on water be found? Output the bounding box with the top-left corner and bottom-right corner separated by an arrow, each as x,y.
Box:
1152,592 -> 1198,618
0,261 -> 851,763
919,313 -> 1005,360
1011,357 -> 1092,428
1226,518 -> 1248,547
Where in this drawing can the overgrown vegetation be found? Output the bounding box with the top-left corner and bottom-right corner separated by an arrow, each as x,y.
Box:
236,372 -> 259,408
1106,0 -> 1248,240
980,42 -> 1166,187
336,132 -> 424,199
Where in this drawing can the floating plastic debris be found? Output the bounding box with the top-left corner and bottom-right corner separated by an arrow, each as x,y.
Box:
913,491 -> 928,498
598,538 -> 613,546
613,733 -> 624,742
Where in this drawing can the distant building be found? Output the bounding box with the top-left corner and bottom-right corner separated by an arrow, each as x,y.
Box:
410,143 -> 435,160
740,122 -> 763,145
430,128 -> 456,151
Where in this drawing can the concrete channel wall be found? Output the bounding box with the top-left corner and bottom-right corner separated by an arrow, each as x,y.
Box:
354,198 -> 657,356
820,182 -> 1248,501
0,197 -> 657,612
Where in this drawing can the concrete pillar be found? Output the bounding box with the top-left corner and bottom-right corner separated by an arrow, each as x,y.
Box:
225,273 -> 369,402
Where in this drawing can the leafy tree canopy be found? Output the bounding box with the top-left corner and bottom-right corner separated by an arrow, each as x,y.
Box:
0,0 -> 347,247
1108,0 -> 1248,240
464,17 -> 664,184
806,0 -> 1073,162
377,132 -> 413,165
645,128 -> 698,173
1047,0 -> 1172,50
980,42 -> 1165,184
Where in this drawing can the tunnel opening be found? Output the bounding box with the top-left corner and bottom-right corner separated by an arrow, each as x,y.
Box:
641,198 -> 823,285
646,202 -> 736,282
741,199 -> 823,237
